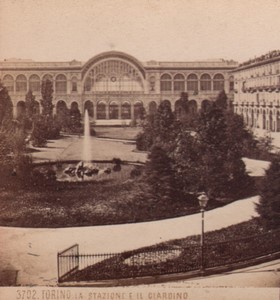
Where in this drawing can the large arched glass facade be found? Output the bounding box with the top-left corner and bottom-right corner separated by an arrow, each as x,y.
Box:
84,60 -> 143,92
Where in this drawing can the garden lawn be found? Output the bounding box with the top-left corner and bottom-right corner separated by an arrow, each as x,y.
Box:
94,126 -> 142,140
0,177 -> 223,228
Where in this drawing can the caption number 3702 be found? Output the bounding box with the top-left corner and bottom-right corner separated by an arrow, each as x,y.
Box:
16,290 -> 38,300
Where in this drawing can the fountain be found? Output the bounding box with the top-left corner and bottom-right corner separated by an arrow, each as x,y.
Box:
83,109 -> 91,162
33,109 -> 138,182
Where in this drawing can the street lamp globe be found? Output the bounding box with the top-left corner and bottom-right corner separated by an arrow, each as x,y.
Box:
198,192 -> 209,209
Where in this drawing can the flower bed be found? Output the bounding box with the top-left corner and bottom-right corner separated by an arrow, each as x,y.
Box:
64,218 -> 280,282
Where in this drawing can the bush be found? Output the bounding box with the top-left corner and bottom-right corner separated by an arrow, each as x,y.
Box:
256,156 -> 280,229
130,166 -> 142,178
31,116 -> 60,146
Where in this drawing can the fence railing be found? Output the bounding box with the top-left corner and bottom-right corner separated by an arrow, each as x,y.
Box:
57,244 -> 79,282
57,229 -> 280,283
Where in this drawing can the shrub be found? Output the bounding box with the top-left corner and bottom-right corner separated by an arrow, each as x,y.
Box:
130,166 -> 142,178
256,156 -> 280,229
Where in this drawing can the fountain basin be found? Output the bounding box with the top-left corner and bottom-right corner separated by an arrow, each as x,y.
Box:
32,160 -> 143,183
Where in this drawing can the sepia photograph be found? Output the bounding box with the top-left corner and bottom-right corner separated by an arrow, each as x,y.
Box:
0,0 -> 279,299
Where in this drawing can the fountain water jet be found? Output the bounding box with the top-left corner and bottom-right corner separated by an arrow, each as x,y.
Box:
82,109 -> 91,162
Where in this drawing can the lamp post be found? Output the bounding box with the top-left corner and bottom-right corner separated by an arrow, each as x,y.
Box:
198,192 -> 209,272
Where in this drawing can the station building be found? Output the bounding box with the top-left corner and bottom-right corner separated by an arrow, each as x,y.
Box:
0,51 -> 237,125
232,50 -> 280,132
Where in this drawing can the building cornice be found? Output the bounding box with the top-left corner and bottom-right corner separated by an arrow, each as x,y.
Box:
232,56 -> 280,73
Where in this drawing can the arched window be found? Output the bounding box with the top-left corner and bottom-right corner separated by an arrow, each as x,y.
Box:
71,77 -> 78,92
97,102 -> 106,119
269,111 -> 273,131
213,74 -> 225,91
134,101 -> 145,120
251,109 -> 254,127
84,101 -> 94,118
160,74 -> 172,92
229,76 -> 234,91
3,75 -> 14,92
29,74 -> 40,92
277,111 -> 280,132
42,74 -> 53,82
16,75 -> 27,92
187,74 -> 198,91
55,74 -> 67,93
200,74 -> 211,91
263,110 -> 266,129
121,102 -> 131,119
174,74 -> 185,92
109,101 -> 119,119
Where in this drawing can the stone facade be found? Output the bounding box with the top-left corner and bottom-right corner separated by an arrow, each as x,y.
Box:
232,51 -> 280,132
0,51 -> 237,125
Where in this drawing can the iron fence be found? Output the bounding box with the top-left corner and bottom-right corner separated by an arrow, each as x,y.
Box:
57,244 -> 79,282
57,229 -> 280,283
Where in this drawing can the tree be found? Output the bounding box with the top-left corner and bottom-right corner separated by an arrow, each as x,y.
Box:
215,90 -> 228,110
25,90 -> 38,121
153,100 -> 177,149
69,105 -> 82,133
41,79 -> 54,117
136,114 -> 156,151
144,145 -> 178,202
256,156 -> 280,229
0,82 -> 13,125
195,106 -> 252,199
136,101 -> 177,151
174,92 -> 189,122
25,90 -> 38,131
173,128 -> 203,196
31,79 -> 60,143
0,83 -> 14,165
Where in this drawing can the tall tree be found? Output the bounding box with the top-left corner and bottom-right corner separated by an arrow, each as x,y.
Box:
0,82 -> 13,125
69,105 -> 82,132
25,90 -> 38,121
195,106 -> 252,199
41,79 -> 54,117
256,156 -> 280,229
173,128 -> 203,196
153,100 -> 177,147
145,145 -> 177,202
174,92 -> 189,122
215,90 -> 228,110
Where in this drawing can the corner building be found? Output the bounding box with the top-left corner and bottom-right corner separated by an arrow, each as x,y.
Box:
232,51 -> 280,132
0,51 -> 237,125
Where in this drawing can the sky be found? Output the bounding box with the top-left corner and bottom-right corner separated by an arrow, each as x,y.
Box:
0,0 -> 280,63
